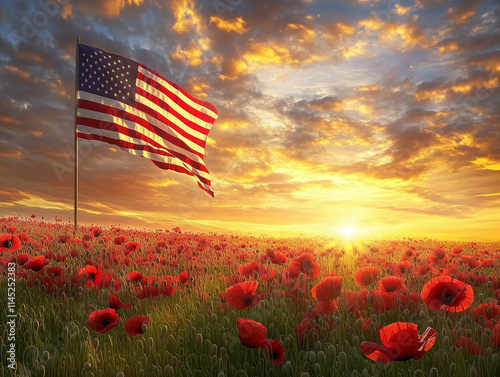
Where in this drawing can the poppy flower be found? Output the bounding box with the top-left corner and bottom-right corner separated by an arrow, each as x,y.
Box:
294,317 -> 322,346
124,241 -> 141,254
471,303 -> 500,323
238,261 -> 259,277
0,234 -> 21,253
21,256 -> 46,271
79,265 -> 103,287
354,267 -> 379,286
455,336 -> 484,356
269,251 -> 287,265
31,214 -> 36,218
124,315 -> 149,336
12,253 -> 30,265
288,253 -> 320,278
127,271 -> 144,283
237,318 -> 267,348
108,293 -> 132,310
360,322 -> 436,363
311,276 -> 343,301
87,309 -> 119,333
420,276 -> 474,312
260,338 -> 285,365
378,276 -> 404,293
225,280 -> 260,310
114,236 -> 128,245
492,320 -> 500,349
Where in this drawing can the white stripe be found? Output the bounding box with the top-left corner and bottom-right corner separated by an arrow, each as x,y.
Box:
76,125 -> 211,181
138,66 -> 218,121
77,107 -> 206,162
135,81 -> 211,138
78,91 -> 206,156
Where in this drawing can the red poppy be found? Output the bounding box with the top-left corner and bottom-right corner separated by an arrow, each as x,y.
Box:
135,278 -> 175,299
12,253 -> 30,265
58,235 -> 71,243
87,309 -> 119,333
79,265 -> 103,287
238,261 -> 259,277
45,266 -> 64,278
31,214 -> 36,218
124,315 -> 149,336
127,271 -> 144,283
288,253 -> 320,278
378,276 -> 404,293
269,251 -> 287,265
114,236 -> 128,245
420,276 -> 474,312
492,320 -> 500,349
237,318 -> 267,348
354,267 -> 379,286
311,276 -> 343,301
225,280 -> 260,310
360,322 -> 436,363
124,241 -> 141,253
455,336 -> 484,356
0,234 -> 21,253
417,264 -> 433,276
294,317 -> 321,346
260,338 -> 285,365
108,293 -> 132,310
471,303 -> 500,323
21,256 -> 46,271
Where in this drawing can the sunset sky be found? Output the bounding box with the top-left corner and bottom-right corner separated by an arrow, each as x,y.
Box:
1,0 -> 499,240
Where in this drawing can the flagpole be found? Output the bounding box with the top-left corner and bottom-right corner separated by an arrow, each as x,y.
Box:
74,36 -> 80,233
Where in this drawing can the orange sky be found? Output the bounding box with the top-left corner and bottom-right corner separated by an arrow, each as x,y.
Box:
1,0 -> 499,240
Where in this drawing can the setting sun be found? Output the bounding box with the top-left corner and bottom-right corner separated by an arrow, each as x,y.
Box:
340,226 -> 355,239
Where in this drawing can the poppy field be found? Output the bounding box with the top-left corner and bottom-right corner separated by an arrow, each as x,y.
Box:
1,216 -> 500,377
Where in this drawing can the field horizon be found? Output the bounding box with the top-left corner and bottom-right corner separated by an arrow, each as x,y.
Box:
2,215 -> 500,377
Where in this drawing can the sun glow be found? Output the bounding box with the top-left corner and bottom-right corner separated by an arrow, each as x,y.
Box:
340,226 -> 355,239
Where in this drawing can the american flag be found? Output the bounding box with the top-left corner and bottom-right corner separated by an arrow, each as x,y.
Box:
76,43 -> 218,197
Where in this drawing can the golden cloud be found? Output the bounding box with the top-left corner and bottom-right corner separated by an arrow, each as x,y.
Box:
100,0 -> 146,18
4,65 -> 30,79
170,0 -> 201,34
210,16 -> 249,34
218,59 -> 248,80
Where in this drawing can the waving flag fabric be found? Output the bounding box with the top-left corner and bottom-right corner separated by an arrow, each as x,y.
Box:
76,43 -> 217,197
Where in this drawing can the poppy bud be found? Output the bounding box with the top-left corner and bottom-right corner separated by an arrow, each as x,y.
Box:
317,351 -> 326,364
469,366 -> 477,377
83,362 -> 91,371
116,373 -> 124,377
42,351 -> 50,362
93,338 -> 99,349
196,333 -> 203,346
492,353 -> 499,366
442,335 -> 449,347
429,367 -> 438,377
308,351 -> 316,364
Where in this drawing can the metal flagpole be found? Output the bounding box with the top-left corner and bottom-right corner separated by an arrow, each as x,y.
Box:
74,36 -> 80,233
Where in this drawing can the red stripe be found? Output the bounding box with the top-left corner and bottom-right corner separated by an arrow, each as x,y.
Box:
137,72 -> 215,129
76,117 -> 210,174
136,83 -> 211,137
77,132 -> 212,187
150,160 -> 215,197
78,98 -> 205,154
138,63 -> 218,116
134,91 -> 209,148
